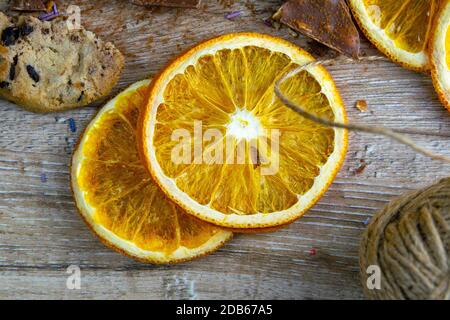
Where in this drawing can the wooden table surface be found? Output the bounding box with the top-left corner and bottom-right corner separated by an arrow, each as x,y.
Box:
1,0 -> 450,300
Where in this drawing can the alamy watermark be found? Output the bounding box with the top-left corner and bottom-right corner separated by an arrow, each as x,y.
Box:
66,5 -> 81,31
169,110 -> 281,176
366,265 -> 381,290
66,265 -> 81,290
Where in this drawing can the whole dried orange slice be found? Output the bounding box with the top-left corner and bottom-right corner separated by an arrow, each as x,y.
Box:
430,0 -> 450,111
349,0 -> 438,71
71,80 -> 232,264
140,33 -> 348,230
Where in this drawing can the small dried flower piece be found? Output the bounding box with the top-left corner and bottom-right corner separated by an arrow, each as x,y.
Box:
356,100 -> 368,112
69,118 -> 77,133
263,18 -> 273,28
355,159 -> 367,175
225,10 -> 243,20
10,0 -> 46,12
39,3 -> 59,21
46,1 -> 55,12
130,0 -> 201,8
273,0 -> 360,59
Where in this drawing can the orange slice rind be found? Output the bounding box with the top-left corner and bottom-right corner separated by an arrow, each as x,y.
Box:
349,0 -> 438,71
140,33 -> 348,230
71,80 -> 232,264
430,0 -> 450,111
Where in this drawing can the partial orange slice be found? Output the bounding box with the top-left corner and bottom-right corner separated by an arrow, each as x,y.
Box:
140,33 -> 348,230
71,80 -> 232,264
349,0 -> 438,71
430,0 -> 450,111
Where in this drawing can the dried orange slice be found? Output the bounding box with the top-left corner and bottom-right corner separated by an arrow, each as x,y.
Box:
430,0 -> 450,111
71,80 -> 232,264
349,0 -> 438,71
140,33 -> 348,230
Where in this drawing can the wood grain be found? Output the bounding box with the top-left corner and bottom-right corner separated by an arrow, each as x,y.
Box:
1,0 -> 450,300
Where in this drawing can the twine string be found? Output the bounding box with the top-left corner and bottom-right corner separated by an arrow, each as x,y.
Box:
360,178 -> 450,299
274,56 -> 450,164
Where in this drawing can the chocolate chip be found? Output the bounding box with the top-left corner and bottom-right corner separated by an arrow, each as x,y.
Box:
42,28 -> 50,35
26,65 -> 40,82
10,54 -> 19,80
70,35 -> 80,42
2,27 -> 20,46
9,65 -> 15,81
0,81 -> 10,88
19,24 -> 34,37
77,91 -> 84,102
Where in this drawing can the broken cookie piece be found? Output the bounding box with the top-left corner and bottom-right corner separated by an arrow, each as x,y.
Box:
0,12 -> 124,113
274,0 -> 360,59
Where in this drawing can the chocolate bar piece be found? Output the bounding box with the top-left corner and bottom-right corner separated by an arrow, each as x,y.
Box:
10,0 -> 46,12
130,0 -> 201,8
274,0 -> 360,58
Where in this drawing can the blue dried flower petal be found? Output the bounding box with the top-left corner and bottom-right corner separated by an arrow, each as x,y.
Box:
69,118 -> 76,133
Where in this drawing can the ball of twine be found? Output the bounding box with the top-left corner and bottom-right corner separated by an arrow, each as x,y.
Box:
360,178 -> 450,300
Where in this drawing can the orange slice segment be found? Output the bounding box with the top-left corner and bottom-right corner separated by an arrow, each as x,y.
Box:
71,80 -> 232,264
349,0 -> 438,71
430,0 -> 450,111
140,33 -> 348,229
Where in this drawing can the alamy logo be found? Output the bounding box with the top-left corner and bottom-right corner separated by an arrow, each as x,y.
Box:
366,265 -> 381,290
170,115 -> 281,176
66,265 -> 81,290
66,5 -> 81,31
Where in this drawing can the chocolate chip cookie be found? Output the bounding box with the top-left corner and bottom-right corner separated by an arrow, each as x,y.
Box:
0,12 -> 124,113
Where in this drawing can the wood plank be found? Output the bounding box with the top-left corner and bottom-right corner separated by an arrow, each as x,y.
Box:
1,0 -> 450,300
